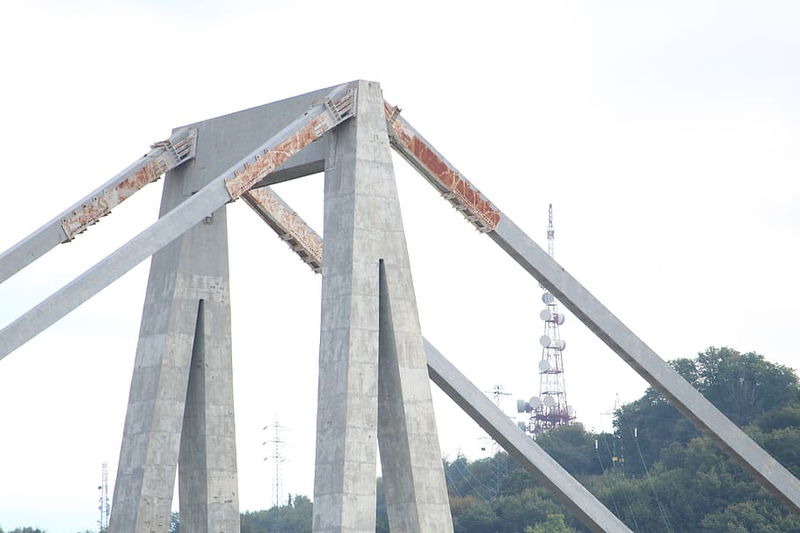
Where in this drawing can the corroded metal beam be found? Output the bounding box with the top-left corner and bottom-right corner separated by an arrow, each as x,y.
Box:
242,187 -> 323,273
0,129 -> 197,284
224,92 -> 355,200
0,83 -> 356,361
384,102 -> 499,232
387,105 -> 800,515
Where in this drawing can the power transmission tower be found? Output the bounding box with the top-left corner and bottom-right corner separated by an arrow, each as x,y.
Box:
98,462 -> 109,533
263,418 -> 286,508
482,385 -> 512,497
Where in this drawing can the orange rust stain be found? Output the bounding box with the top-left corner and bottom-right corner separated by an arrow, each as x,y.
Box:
62,158 -> 167,239
388,116 -> 500,229
227,116 -> 327,199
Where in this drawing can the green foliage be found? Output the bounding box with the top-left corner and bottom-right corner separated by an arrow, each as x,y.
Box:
535,424 -> 602,477
615,346 -> 799,474
756,405 -> 800,432
524,514 -> 578,533
441,346 -> 800,532
240,495 -> 312,533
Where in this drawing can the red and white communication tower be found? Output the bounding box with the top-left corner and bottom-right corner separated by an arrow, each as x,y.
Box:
517,204 -> 575,435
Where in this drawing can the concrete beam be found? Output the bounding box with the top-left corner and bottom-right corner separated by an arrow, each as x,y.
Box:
424,338 -> 632,533
489,217 -> 800,513
242,187 -> 323,273
170,84 -> 355,192
388,108 -> 800,514
0,128 -> 196,284
0,84 -> 354,362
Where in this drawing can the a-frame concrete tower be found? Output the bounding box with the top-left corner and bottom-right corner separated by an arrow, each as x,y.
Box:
1,80 -> 799,533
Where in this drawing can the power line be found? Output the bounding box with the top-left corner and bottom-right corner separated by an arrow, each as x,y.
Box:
600,433 -> 641,533
633,427 -> 674,533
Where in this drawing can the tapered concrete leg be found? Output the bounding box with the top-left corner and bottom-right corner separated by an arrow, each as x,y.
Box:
110,165 -> 239,532
313,80 -> 452,532
378,262 -> 454,532
179,297 -> 240,531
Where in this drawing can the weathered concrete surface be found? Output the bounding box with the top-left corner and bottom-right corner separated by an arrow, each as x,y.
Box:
109,142 -> 239,532
174,85 -> 338,189
378,262 -> 454,532
313,80 -> 452,533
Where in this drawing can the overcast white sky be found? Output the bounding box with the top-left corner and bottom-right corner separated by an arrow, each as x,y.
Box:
1,1 -> 799,531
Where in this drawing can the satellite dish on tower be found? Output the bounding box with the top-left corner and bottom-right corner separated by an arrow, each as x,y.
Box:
550,339 -> 566,350
538,359 -> 551,372
542,292 -> 555,305
543,395 -> 555,408
539,335 -> 551,347
517,399 -> 532,413
529,396 -> 541,408
540,309 -> 552,321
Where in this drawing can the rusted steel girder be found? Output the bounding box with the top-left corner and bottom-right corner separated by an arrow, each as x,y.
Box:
242,187 -> 323,273
225,89 -> 355,199
0,128 -> 197,285
384,102 -> 500,232
61,130 -> 198,240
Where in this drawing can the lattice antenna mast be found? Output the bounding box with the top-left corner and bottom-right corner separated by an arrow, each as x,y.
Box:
98,462 -> 109,532
517,205 -> 575,435
263,417 -> 287,508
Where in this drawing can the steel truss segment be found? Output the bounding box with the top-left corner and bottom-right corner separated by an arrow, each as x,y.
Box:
242,187 -> 323,273
0,83 -> 356,362
224,86 -> 356,200
0,128 -> 197,285
423,338 -> 632,533
383,101 -> 500,232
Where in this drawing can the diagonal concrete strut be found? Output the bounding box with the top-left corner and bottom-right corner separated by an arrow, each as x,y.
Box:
386,106 -> 800,514
243,176 -> 634,533
0,83 -> 355,362
0,128 -> 197,285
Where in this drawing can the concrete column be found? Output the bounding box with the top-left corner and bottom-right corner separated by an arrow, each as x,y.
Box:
179,291 -> 240,531
110,163 -> 239,532
378,262 -> 453,532
313,80 -> 452,532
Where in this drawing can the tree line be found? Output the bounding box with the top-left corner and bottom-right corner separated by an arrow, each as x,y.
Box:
7,347 -> 800,532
